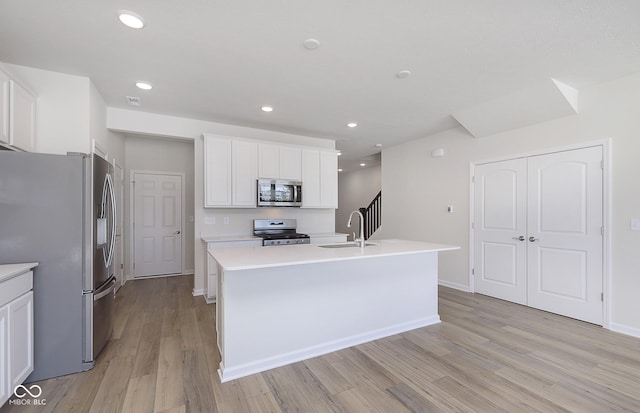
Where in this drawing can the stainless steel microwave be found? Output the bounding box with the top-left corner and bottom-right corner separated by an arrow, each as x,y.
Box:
257,179 -> 302,207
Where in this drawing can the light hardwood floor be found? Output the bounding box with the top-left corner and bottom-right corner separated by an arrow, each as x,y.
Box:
3,275 -> 640,412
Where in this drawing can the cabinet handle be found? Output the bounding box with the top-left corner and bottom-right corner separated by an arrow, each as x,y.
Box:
512,236 -> 525,241
529,236 -> 538,242
174,230 -> 181,235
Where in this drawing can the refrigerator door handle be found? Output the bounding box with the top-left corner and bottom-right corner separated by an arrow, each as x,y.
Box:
106,173 -> 117,268
94,279 -> 115,300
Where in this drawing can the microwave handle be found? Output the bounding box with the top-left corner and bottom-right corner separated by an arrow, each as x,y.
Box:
294,185 -> 300,202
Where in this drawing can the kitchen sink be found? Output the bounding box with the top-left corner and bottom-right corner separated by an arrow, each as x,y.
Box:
318,243 -> 376,248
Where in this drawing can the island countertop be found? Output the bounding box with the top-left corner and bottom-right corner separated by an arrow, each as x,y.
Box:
209,239 -> 459,271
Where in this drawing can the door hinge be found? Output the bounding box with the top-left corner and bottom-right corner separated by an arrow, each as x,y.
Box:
472,222 -> 475,230
472,268 -> 475,275
601,160 -> 604,170
601,292 -> 604,302
601,226 -> 604,236
472,176 -> 475,183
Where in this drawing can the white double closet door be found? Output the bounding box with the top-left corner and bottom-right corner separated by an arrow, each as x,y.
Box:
473,146 -> 603,325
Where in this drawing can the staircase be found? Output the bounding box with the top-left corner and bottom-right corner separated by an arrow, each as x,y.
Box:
359,190 -> 381,240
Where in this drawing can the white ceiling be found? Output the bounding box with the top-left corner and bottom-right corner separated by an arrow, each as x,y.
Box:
2,1 -> 640,171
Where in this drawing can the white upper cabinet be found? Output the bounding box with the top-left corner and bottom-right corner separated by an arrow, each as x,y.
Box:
204,134 -> 336,209
301,149 -> 338,209
0,69 -> 9,145
258,143 -> 301,180
204,135 -> 257,208
231,140 -> 258,206
204,136 -> 232,207
0,67 -> 36,152
9,81 -> 36,152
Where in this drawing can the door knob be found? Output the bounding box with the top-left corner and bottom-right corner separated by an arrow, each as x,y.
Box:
529,236 -> 538,242
174,230 -> 181,235
512,236 -> 525,241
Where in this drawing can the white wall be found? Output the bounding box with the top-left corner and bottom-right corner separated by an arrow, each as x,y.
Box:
124,135 -> 195,278
2,62 -> 92,154
89,82 -> 125,164
336,166 -> 381,238
107,108 -> 336,295
382,71 -> 640,336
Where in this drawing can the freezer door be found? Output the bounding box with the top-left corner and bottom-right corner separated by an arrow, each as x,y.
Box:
92,277 -> 115,359
93,154 -> 116,288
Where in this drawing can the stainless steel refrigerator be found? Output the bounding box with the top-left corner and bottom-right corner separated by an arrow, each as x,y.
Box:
0,151 -> 116,382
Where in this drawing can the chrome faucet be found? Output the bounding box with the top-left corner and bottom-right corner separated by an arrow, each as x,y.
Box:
347,210 -> 365,248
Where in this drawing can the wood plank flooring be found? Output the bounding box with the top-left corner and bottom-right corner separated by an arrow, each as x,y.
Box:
3,275 -> 640,412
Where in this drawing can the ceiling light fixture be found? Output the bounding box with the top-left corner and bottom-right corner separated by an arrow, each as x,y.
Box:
261,106 -> 274,112
396,70 -> 412,79
118,11 -> 145,29
360,163 -> 366,167
374,143 -> 383,147
338,168 -> 343,172
303,39 -> 320,50
135,81 -> 152,90
347,122 -> 358,128
337,152 -> 342,156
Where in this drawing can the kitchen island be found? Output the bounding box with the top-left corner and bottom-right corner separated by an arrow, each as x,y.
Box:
209,239 -> 458,382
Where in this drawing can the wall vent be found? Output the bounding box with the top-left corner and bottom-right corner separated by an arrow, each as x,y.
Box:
125,96 -> 141,106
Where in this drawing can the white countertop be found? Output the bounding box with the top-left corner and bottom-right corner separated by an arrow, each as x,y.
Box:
201,233 -> 347,243
201,234 -> 260,243
209,239 -> 459,271
0,263 -> 38,283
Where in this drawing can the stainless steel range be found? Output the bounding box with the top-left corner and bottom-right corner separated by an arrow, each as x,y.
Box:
253,219 -> 310,246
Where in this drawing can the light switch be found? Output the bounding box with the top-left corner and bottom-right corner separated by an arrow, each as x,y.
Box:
204,215 -> 215,225
631,218 -> 640,231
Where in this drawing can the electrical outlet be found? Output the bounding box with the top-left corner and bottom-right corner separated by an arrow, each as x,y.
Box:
631,218 -> 640,231
224,216 -> 230,225
204,215 -> 215,225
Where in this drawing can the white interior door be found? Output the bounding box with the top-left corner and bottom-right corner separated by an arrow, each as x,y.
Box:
133,173 -> 183,277
527,147 -> 603,324
473,146 -> 603,325
474,159 -> 528,305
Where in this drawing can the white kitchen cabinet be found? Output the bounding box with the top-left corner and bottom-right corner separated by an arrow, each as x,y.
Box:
0,264 -> 36,408
9,81 -> 36,152
258,143 -> 301,180
0,69 -> 36,151
205,239 -> 262,303
231,140 -> 258,206
204,136 -> 232,207
204,136 -> 257,208
0,69 -> 10,145
301,149 -> 338,208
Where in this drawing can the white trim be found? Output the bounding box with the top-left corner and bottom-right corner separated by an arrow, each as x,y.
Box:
439,280 -> 471,292
469,138 -> 612,328
192,288 -> 206,297
92,140 -> 108,159
609,323 -> 640,340
217,316 -> 441,383
130,169 -> 186,278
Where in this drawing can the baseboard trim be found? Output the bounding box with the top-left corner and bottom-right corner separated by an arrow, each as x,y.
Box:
218,315 -> 441,382
438,280 -> 471,292
609,323 -> 640,339
192,288 -> 205,297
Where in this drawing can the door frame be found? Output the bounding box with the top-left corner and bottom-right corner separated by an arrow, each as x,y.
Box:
129,169 -> 186,280
469,138 -> 611,328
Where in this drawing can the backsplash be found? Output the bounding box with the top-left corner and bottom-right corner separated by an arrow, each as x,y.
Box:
201,208 -> 335,236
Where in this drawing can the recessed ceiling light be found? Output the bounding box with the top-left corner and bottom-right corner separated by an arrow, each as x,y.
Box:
396,70 -> 412,79
261,106 -> 274,112
337,152 -> 342,156
118,11 -> 145,29
360,163 -> 366,167
303,39 -> 320,50
347,122 -> 358,128
374,143 -> 383,147
135,82 -> 152,90
338,168 -> 343,172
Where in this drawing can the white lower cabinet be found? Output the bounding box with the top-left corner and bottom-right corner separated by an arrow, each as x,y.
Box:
206,239 -> 262,303
0,264 -> 35,408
